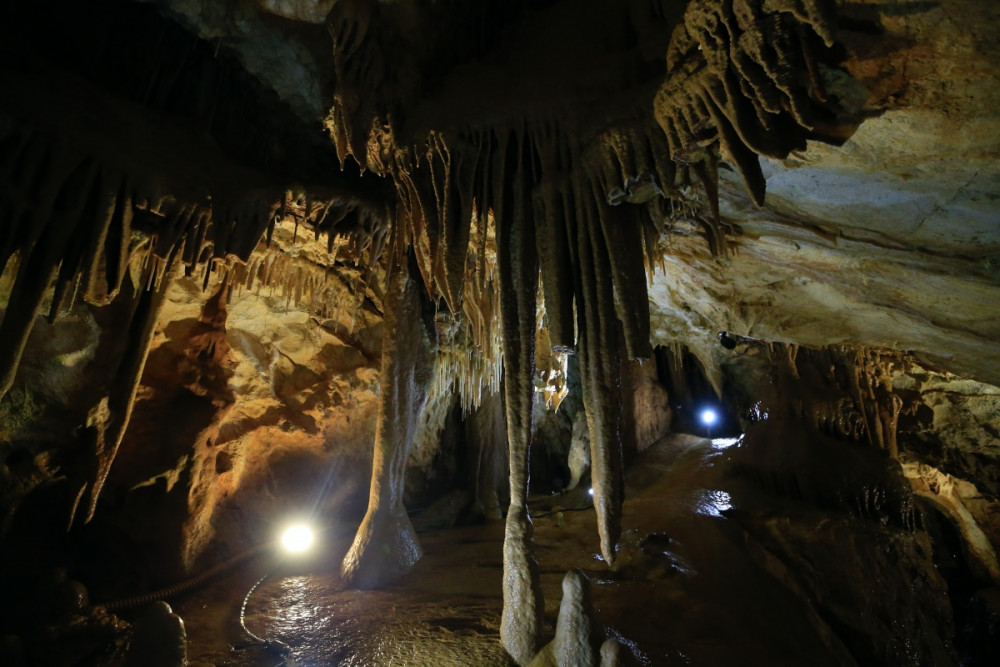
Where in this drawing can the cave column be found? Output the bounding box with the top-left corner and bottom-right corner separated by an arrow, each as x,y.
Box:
496,135 -> 544,665
341,233 -> 435,589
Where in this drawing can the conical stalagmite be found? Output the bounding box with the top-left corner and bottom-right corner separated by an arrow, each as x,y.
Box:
553,570 -> 595,667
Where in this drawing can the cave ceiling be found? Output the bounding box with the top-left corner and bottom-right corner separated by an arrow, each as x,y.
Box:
2,0 -> 997,398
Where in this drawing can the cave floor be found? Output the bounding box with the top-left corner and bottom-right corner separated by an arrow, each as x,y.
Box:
172,434 -> 866,666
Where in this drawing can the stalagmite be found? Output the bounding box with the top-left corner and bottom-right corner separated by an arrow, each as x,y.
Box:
599,638 -> 621,667
341,231 -> 436,588
526,569 -> 596,667
553,570 -> 594,667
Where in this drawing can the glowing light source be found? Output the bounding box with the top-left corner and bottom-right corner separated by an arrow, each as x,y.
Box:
700,408 -> 718,426
588,488 -> 595,497
280,524 -> 315,554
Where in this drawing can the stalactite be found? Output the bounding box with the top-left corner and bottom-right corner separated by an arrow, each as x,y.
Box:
314,12 -> 858,664
594,183 -> 652,361
851,348 -> 906,458
326,0 -> 383,169
80,172 -> 131,305
0,151 -> 90,400
46,161 -> 101,321
73,247 -> 177,526
574,175 -> 624,566
0,133 -> 46,275
535,175 -> 575,353
698,87 -> 767,205
438,134 -> 478,313
0,113 -> 364,407
644,130 -> 678,200
438,205 -> 504,413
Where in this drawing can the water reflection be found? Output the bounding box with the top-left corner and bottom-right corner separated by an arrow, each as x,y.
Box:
695,490 -> 733,517
276,576 -> 318,628
710,435 -> 743,450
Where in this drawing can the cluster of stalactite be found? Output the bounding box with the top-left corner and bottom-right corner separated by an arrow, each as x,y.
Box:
223,230 -> 385,325
0,120 -> 377,396
324,1 -> 844,662
655,0 -> 842,208
722,339 -> 922,533
750,342 -> 907,457
534,308 -> 571,412
426,208 -> 505,415
0,120 -> 382,530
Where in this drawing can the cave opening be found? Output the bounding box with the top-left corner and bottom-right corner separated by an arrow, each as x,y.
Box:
1,0 -> 999,665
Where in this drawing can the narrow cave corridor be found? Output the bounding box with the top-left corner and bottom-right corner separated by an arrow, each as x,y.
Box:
1,1 -> 998,666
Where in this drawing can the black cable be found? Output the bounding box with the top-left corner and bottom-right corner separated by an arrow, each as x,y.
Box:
238,567 -> 293,664
102,542 -> 272,612
239,569 -> 273,645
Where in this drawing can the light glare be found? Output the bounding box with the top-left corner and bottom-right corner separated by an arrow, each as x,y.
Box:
700,408 -> 718,426
711,436 -> 742,450
281,524 -> 315,554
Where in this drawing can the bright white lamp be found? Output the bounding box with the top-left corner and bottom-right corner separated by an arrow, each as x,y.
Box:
280,524 -> 315,554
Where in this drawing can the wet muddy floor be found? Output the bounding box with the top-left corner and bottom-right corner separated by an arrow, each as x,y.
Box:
171,431 -> 923,665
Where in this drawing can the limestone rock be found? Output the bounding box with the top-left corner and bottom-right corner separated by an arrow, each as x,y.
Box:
124,601 -> 187,667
